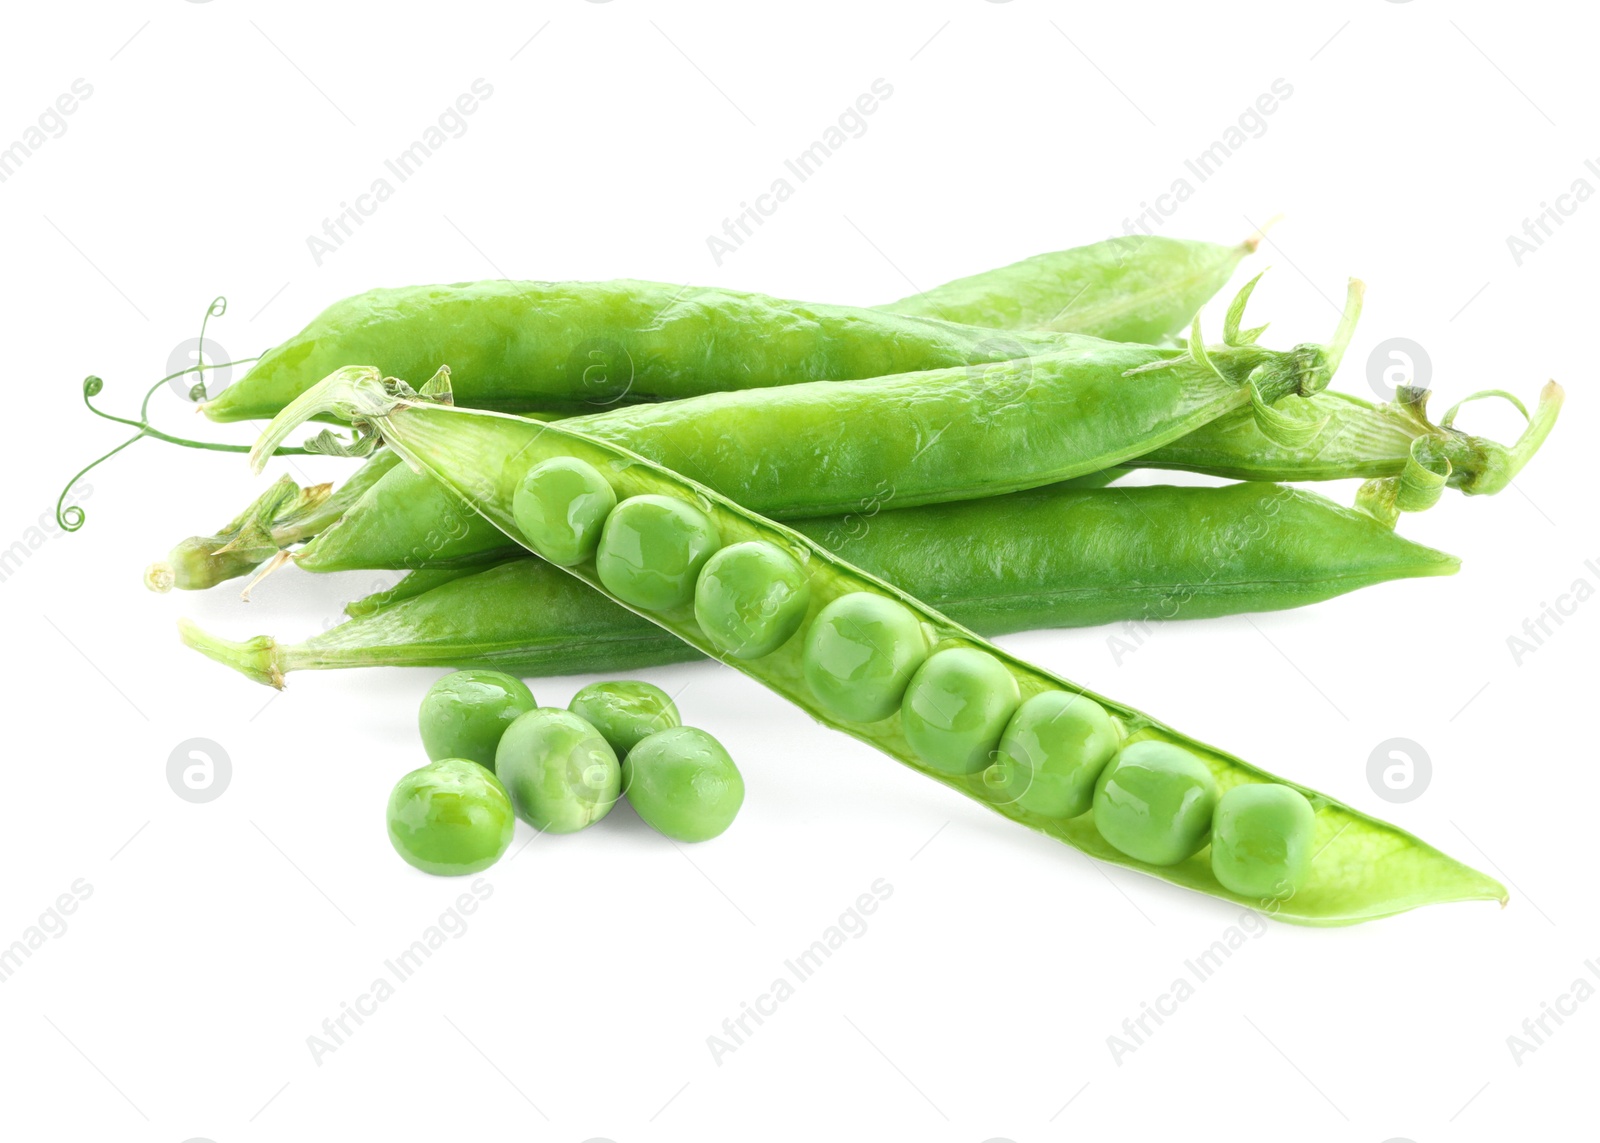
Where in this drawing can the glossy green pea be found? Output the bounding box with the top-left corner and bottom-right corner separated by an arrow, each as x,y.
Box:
386,758 -> 515,876
494,708 -> 621,833
418,669 -> 537,769
1211,784 -> 1317,900
901,647 -> 1020,775
512,457 -> 616,566
694,541 -> 811,659
985,692 -> 1121,817
802,592 -> 929,723
1092,740 -> 1219,866
595,494 -> 722,611
569,679 -> 681,758
623,726 -> 744,842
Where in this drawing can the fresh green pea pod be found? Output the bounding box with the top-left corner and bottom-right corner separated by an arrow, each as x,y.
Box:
233,368 -> 1503,925
282,276 -> 1352,573
179,481 -> 1461,685
203,283 -> 1083,424
202,235 -> 1254,424
880,233 -> 1256,339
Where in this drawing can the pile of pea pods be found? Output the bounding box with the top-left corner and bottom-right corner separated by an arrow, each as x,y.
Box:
143,233 -> 1559,924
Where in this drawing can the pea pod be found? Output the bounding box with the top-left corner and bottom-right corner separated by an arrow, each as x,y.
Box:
181,482 -> 1460,684
878,233 -> 1255,338
202,284 -> 1070,424
202,236 -> 1253,424
278,276 -> 1353,573
237,367 -> 1505,925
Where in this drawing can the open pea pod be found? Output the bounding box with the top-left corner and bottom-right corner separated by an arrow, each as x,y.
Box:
245,366 -> 1504,926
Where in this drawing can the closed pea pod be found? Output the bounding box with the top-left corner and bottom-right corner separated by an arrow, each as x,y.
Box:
203,235 -> 1250,424
249,367 -> 1507,925
185,482 -> 1463,688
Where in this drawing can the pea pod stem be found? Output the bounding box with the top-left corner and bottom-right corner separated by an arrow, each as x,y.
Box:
240,366 -> 1506,925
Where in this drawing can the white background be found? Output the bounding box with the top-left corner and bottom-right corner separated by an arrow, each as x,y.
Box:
1,2 -> 1594,1140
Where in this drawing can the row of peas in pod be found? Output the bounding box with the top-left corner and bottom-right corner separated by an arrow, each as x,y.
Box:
516,454 -> 1316,900
387,670 -> 744,876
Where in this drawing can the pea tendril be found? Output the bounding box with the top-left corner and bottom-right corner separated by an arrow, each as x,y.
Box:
56,295 -> 311,533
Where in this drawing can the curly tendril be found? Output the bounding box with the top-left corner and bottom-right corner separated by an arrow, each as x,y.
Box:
55,295 -> 310,532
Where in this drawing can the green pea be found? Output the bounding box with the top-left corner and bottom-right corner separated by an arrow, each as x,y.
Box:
512,456 -> 616,566
985,691 -> 1120,817
901,647 -> 1020,775
623,726 -> 744,842
596,494 -> 722,611
386,758 -> 515,876
694,541 -> 812,659
1211,783 -> 1317,900
418,669 -> 537,770
802,592 -> 929,723
569,679 -> 681,758
494,708 -> 621,833
1092,740 -> 1219,866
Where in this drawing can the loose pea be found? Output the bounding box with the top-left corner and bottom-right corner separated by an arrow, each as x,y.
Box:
623,726 -> 744,842
512,457 -> 616,565
802,592 -> 929,723
569,679 -> 681,758
985,691 -> 1120,817
418,669 -> 537,770
694,541 -> 812,659
901,647 -> 1020,775
1092,740 -> 1219,866
386,758 -> 515,876
596,494 -> 722,611
494,708 -> 621,833
1211,783 -> 1317,900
